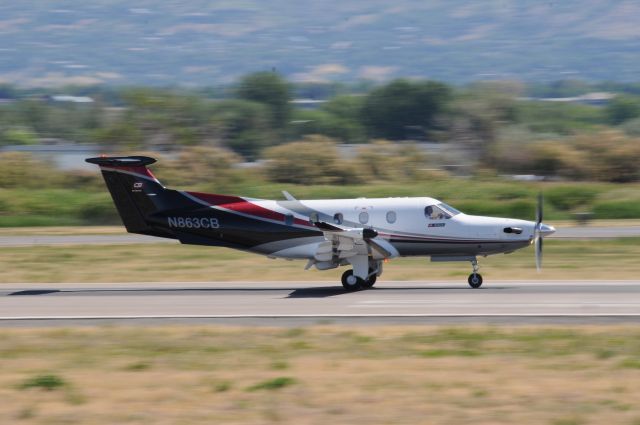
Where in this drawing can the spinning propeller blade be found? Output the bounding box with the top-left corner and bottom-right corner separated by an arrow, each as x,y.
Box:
535,193 -> 544,272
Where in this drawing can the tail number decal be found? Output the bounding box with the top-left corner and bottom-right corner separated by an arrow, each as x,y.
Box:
168,217 -> 220,229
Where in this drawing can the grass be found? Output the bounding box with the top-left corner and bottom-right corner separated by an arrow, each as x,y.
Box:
3,237 -> 640,282
1,179 -> 640,227
1,325 -> 640,424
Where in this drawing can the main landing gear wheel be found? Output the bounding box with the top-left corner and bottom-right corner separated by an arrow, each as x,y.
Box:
341,270 -> 364,292
468,273 -> 483,288
361,271 -> 377,289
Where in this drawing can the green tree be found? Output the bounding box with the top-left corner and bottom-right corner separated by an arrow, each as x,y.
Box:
210,99 -> 274,160
449,86 -> 520,163
289,109 -> 366,143
606,95 -> 640,125
361,79 -> 451,140
237,72 -> 292,129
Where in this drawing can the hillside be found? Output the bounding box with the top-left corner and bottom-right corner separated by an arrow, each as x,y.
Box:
1,0 -> 640,86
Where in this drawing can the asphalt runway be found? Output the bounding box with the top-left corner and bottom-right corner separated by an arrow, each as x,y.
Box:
1,226 -> 639,247
1,280 -> 639,326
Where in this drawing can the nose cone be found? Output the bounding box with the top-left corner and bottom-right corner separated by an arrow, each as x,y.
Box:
539,223 -> 556,236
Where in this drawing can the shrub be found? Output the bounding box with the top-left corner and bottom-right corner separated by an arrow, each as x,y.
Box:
19,374 -> 66,391
77,196 -> 120,224
0,152 -> 66,188
246,377 -> 296,391
162,146 -> 242,188
355,140 -> 427,181
263,136 -> 363,185
545,186 -> 599,211
593,201 -> 640,219
213,381 -> 232,392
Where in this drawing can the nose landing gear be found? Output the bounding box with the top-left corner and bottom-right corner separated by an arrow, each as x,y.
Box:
468,258 -> 483,288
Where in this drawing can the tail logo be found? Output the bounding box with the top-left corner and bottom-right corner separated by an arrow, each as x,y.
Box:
132,182 -> 143,192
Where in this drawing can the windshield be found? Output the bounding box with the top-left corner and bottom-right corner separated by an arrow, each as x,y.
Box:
438,203 -> 461,216
425,204 -> 451,220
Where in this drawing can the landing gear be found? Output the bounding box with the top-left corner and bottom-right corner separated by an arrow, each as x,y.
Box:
468,273 -> 483,288
361,269 -> 377,289
341,269 -> 363,291
467,258 -> 483,288
341,269 -> 377,291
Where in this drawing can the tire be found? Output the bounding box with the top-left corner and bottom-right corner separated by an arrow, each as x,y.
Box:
362,273 -> 377,289
341,270 -> 362,291
468,273 -> 483,289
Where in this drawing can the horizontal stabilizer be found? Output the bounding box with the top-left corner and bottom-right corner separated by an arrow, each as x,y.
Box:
85,156 -> 157,167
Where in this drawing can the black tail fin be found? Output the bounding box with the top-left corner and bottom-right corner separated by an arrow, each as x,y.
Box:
85,156 -> 176,238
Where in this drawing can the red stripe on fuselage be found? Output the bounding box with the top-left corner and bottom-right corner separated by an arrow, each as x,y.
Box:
187,191 -> 313,227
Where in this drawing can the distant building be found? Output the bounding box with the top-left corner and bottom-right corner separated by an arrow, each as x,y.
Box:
49,95 -> 94,103
520,92 -> 616,106
290,98 -> 327,109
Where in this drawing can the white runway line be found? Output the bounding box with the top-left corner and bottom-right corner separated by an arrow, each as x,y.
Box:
3,314 -> 640,320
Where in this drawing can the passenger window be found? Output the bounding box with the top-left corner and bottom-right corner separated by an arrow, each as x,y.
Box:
425,205 -> 451,220
284,214 -> 294,226
333,213 -> 343,225
386,211 -> 396,224
358,211 -> 369,224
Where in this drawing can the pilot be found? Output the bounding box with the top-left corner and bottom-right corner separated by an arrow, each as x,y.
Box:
425,205 -> 434,219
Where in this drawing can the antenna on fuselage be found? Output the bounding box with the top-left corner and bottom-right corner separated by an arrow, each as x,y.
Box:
282,190 -> 297,201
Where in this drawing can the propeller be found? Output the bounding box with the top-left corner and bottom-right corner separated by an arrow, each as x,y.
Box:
535,193 -> 544,272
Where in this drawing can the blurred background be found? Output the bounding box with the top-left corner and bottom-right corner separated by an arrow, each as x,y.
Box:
4,3 -> 640,425
1,1 -> 640,226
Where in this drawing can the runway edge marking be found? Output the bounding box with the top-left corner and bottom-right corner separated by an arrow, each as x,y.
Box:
3,313 -> 640,320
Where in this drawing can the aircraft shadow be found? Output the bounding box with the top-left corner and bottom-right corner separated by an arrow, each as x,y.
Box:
6,286 -> 506,297
285,285 -> 492,298
6,288 -> 299,296
8,289 -> 61,296
286,286 -> 349,298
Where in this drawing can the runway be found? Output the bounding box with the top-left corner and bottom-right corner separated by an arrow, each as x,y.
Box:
1,280 -> 639,326
1,225 -> 639,247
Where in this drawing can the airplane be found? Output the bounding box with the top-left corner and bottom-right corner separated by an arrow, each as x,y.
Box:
86,155 -> 556,291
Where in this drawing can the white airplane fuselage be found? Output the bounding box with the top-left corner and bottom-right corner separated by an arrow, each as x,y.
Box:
245,196 -> 544,260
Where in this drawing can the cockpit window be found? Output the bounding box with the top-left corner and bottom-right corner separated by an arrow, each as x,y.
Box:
425,204 -> 451,220
437,202 -> 461,216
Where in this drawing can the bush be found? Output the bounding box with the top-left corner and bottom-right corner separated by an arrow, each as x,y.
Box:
355,140 -> 427,182
0,152 -> 66,188
161,146 -> 243,188
593,201 -> 640,219
545,186 -> 599,211
0,126 -> 37,146
246,377 -> 296,391
263,136 -> 363,185
19,374 -> 66,391
77,195 -> 121,225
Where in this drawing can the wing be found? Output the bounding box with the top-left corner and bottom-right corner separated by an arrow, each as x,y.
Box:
310,221 -> 399,263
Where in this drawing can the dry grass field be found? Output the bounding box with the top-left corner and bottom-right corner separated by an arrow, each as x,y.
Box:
1,326 -> 640,425
1,237 -> 640,283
